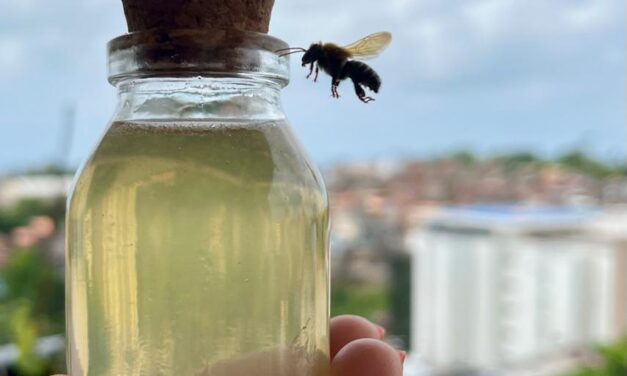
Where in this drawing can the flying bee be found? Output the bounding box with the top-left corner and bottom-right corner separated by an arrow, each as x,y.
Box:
276,32 -> 392,103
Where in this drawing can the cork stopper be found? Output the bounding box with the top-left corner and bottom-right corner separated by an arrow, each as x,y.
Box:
121,0 -> 275,33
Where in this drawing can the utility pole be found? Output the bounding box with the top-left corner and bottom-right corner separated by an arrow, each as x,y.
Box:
57,104 -> 75,172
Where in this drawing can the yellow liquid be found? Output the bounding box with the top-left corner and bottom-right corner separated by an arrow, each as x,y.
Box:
66,120 -> 330,375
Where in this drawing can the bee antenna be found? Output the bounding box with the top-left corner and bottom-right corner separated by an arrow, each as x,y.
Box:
275,47 -> 306,52
278,49 -> 307,57
276,47 -> 307,57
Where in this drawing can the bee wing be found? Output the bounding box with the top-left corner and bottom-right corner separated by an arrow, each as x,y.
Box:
343,32 -> 392,60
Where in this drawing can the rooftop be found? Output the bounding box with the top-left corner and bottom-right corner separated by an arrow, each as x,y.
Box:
425,204 -> 601,234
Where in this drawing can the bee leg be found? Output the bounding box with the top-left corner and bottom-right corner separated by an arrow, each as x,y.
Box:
353,81 -> 375,103
331,79 -> 341,98
306,62 -> 314,79
314,65 -> 320,82
359,95 -> 375,103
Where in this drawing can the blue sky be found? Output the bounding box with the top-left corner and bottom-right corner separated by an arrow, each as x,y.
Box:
0,0 -> 625,174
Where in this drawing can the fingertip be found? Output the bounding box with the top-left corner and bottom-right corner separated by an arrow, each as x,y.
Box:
331,338 -> 403,376
330,315 -> 382,359
375,324 -> 386,338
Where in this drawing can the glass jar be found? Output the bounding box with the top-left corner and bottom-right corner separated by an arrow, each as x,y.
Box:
66,29 -> 329,375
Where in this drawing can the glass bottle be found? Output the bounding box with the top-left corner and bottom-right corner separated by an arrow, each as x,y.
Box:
66,29 -> 330,375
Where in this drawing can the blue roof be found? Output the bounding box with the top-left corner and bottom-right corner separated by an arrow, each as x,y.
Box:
429,204 -> 600,231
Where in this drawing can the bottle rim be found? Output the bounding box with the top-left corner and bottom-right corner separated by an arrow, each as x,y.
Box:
107,29 -> 291,86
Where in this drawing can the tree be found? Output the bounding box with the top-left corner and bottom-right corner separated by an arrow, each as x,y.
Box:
557,151 -> 615,180
0,248 -> 65,375
0,198 -> 65,233
567,338 -> 627,376
389,254 -> 411,349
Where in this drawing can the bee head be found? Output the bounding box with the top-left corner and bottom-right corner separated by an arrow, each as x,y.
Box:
301,43 -> 323,66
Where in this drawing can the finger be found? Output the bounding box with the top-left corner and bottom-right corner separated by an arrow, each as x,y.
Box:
331,338 -> 404,376
330,315 -> 385,360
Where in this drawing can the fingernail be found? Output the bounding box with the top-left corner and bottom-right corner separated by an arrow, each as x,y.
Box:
375,324 -> 386,338
399,351 -> 407,364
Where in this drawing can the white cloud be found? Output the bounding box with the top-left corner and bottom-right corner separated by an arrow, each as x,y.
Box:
463,0 -> 520,40
564,0 -> 617,31
463,0 -> 621,38
0,36 -> 27,73
0,0 -> 623,168
272,0 -> 618,85
2,0 -> 38,14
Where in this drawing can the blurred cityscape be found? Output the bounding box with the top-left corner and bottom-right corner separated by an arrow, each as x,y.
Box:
0,151 -> 626,375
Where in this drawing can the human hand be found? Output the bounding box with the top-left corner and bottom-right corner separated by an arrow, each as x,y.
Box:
55,315 -> 404,376
330,315 -> 405,376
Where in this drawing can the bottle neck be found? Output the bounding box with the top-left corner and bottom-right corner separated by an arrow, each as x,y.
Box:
113,76 -> 285,122
107,29 -> 291,123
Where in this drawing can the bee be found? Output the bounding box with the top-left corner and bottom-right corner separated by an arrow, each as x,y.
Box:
276,32 -> 392,103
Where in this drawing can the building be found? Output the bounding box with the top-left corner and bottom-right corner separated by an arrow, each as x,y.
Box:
406,205 -> 627,375
0,174 -> 72,207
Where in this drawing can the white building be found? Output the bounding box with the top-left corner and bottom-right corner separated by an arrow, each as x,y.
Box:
406,205 -> 627,375
0,174 -> 72,207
